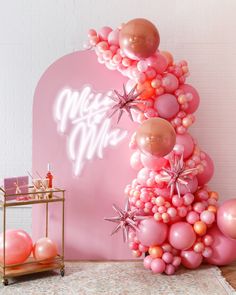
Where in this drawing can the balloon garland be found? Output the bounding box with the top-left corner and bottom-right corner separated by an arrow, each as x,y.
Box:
86,18 -> 236,274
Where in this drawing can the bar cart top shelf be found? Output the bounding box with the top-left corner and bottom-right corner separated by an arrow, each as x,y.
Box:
0,186 -> 65,207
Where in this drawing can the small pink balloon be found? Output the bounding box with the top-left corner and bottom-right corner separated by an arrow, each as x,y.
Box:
140,153 -> 168,171
108,29 -> 119,46
130,151 -> 143,170
177,177 -> 198,195
169,222 -> 196,250
137,218 -> 168,247
181,250 -> 203,269
99,26 -> 112,40
206,225 -> 236,265
165,264 -> 176,275
162,73 -> 179,93
0,229 -> 32,265
176,133 -> 194,159
179,84 -> 200,114
197,153 -> 214,186
154,94 -> 179,119
147,53 -> 168,74
200,210 -> 215,225
151,258 -> 166,274
143,255 -> 153,269
33,237 -> 57,261
217,199 -> 236,239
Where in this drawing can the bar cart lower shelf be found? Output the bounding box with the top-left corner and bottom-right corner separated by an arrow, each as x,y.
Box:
0,186 -> 65,286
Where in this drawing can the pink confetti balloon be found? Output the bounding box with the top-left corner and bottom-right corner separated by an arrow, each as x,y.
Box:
140,153 -> 168,171
181,250 -> 203,269
176,133 -> 194,159
217,199 -> 236,239
137,218 -> 168,247
33,237 -> 58,261
179,84 -> 200,114
197,153 -> 214,186
0,229 -> 32,265
169,222 -> 196,250
154,94 -> 179,119
206,225 -> 236,265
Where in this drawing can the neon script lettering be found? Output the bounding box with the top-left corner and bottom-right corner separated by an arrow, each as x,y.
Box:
54,86 -> 128,175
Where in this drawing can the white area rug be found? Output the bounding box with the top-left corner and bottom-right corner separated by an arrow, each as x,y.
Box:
0,261 -> 235,295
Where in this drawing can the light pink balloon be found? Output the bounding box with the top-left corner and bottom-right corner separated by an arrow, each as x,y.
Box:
0,229 -> 32,265
154,94 -> 179,119
137,218 -> 168,247
162,73 -> 179,93
177,177 -> 198,195
147,53 -> 168,74
33,237 -> 58,261
169,222 -> 196,250
151,258 -> 166,273
108,29 -> 119,46
176,133 -> 194,159
140,153 -> 168,171
130,151 -> 143,170
217,199 -> 236,239
181,250 -> 203,269
137,167 -> 151,185
206,225 -> 236,265
197,153 -> 214,186
179,84 -> 200,114
143,255 -> 153,269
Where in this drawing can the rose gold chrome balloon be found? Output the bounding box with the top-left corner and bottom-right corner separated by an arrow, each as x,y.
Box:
119,18 -> 160,60
136,118 -> 176,157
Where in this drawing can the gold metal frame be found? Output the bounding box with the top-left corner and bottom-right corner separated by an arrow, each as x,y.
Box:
0,186 -> 65,285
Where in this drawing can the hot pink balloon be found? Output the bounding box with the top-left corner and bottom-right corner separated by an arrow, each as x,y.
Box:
181,250 -> 203,269
176,133 -> 194,159
177,177 -> 198,195
217,199 -> 236,239
0,229 -> 32,265
140,153 -> 168,171
33,237 -> 58,261
154,94 -> 179,119
137,218 -> 168,247
169,222 -> 196,250
197,153 -> 214,186
179,84 -> 200,114
206,225 -> 236,265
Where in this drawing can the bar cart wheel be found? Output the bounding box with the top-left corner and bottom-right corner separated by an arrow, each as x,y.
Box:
2,278 -> 8,286
60,268 -> 65,277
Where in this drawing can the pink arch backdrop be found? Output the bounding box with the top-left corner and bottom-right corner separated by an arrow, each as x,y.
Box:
32,50 -> 137,260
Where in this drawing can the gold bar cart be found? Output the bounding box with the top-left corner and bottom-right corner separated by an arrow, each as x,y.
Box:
0,186 -> 65,286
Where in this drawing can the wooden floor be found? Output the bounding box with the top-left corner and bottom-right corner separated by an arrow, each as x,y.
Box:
220,262 -> 236,290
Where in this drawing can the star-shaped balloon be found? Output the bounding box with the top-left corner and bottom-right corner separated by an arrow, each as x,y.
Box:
157,153 -> 198,198
104,199 -> 147,242
109,84 -> 144,123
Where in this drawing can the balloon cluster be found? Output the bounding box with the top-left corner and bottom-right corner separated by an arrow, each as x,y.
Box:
88,18 -> 236,274
0,229 -> 57,265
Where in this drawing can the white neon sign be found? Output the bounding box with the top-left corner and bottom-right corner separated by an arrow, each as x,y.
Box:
54,86 -> 128,176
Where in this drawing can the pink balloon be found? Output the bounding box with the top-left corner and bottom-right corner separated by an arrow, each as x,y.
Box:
177,177 -> 198,195
154,94 -> 179,119
0,229 -> 32,265
197,153 -> 214,186
162,73 -> 179,93
33,237 -> 58,261
108,29 -> 119,46
137,167 -> 151,185
99,26 -> 112,40
137,218 -> 168,247
217,199 -> 236,239
169,222 -> 196,250
140,153 -> 168,171
181,250 -> 203,269
151,258 -> 166,273
176,133 -> 194,159
130,151 -> 143,170
147,53 -> 168,74
206,225 -> 236,265
179,84 -> 200,114
143,255 -> 153,269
